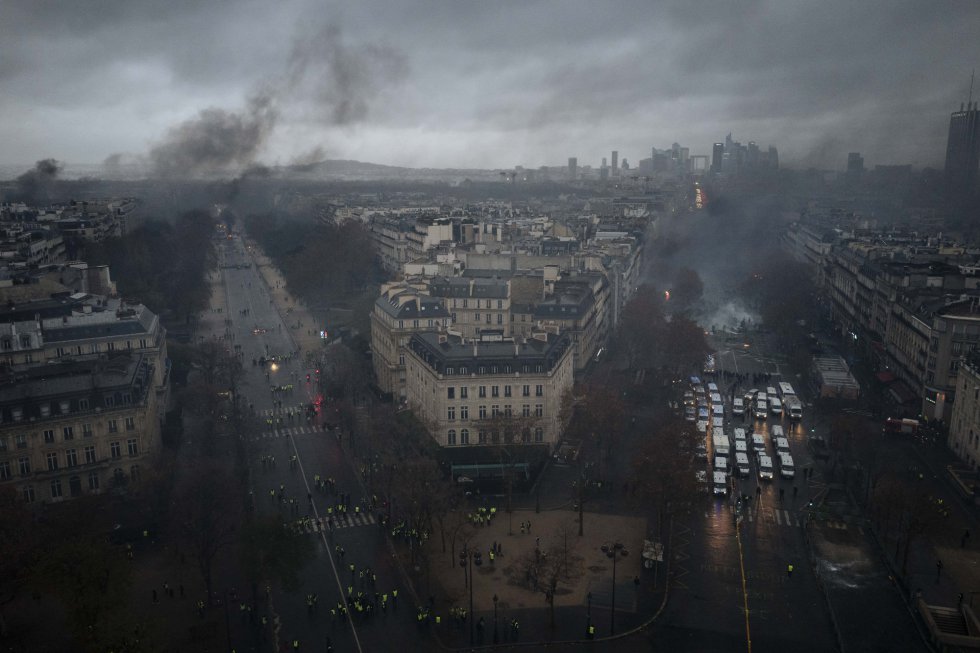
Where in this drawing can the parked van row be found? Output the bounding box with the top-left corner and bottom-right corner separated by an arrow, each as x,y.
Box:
693,375 -> 802,495
742,383 -> 804,422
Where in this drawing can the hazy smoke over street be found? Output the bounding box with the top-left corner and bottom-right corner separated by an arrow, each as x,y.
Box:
645,195 -> 791,332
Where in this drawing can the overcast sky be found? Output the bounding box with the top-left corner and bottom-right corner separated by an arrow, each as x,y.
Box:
3,0 -> 980,172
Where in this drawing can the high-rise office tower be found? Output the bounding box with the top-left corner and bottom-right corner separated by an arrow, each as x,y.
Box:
712,143 -> 724,173
568,157 -> 578,180
768,146 -> 779,170
945,101 -> 980,195
611,150 -> 618,174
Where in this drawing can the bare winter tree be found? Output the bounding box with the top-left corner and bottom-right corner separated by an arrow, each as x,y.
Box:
173,463 -> 241,603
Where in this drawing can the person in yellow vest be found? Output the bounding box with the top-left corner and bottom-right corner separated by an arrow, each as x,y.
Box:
588,623 -> 595,639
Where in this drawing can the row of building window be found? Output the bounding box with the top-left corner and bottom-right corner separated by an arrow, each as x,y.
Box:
446,428 -> 543,445
2,396 -> 137,424
0,439 -> 139,479
447,405 -> 544,420
0,417 -> 135,450
450,299 -> 506,310
19,466 -> 139,502
397,319 -> 448,330
3,338 -> 150,355
447,385 -> 544,399
451,313 -> 504,325
444,365 -> 545,376
53,339 -> 150,356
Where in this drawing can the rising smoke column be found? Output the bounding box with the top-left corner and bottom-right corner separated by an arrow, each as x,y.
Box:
149,92 -> 279,179
15,158 -> 62,205
284,24 -> 408,126
147,23 -> 408,179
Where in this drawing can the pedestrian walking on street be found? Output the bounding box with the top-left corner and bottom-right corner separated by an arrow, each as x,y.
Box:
936,559 -> 944,583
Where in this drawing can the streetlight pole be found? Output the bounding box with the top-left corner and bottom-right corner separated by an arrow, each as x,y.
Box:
459,547 -> 483,645
602,542 -> 628,636
493,593 -> 499,644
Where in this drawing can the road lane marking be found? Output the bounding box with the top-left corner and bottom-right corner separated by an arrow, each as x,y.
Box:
288,433 -> 364,653
735,518 -> 753,653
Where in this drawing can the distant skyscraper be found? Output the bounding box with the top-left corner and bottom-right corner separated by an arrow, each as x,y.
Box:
568,157 -> 578,180
847,152 -> 864,172
611,150 -> 618,174
602,157 -> 607,168
945,102 -> 980,195
712,143 -> 724,173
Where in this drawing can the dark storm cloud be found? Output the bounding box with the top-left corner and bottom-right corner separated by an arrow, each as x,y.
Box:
2,0 -> 980,169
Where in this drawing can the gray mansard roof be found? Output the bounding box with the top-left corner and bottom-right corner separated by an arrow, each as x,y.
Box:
428,276 -> 509,300
407,331 -> 570,375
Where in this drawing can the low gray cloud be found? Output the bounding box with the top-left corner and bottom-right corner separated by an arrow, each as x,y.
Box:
2,0 -> 980,170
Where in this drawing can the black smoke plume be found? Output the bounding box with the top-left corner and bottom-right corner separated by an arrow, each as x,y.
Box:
149,92 -> 278,179
147,24 -> 407,180
285,24 -> 408,126
15,158 -> 62,204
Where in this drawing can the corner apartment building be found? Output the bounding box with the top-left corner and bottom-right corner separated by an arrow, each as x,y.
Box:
370,283 -> 450,399
403,330 -> 573,449
0,293 -> 168,504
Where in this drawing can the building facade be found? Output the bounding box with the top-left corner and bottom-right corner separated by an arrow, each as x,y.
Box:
945,102 -> 980,195
0,352 -> 162,504
949,352 -> 980,469
0,294 -> 169,504
370,283 -> 450,399
428,276 -> 512,338
403,331 -> 573,449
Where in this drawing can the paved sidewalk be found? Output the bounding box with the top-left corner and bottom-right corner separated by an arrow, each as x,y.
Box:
421,508 -> 666,646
